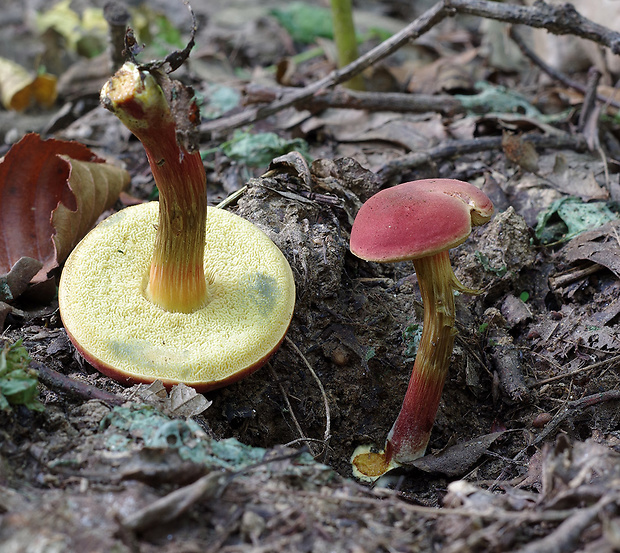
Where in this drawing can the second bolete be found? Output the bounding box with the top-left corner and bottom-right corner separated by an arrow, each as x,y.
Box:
349,178 -> 493,479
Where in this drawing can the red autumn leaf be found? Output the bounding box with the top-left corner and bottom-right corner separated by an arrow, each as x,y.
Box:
0,133 -> 130,282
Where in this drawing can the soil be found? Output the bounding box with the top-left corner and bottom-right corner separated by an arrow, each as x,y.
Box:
2,0 -> 620,551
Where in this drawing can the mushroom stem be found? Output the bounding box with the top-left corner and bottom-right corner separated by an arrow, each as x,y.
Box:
352,250 -> 471,479
101,63 -> 208,313
387,250 -> 460,462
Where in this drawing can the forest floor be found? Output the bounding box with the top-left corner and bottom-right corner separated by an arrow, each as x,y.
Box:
2,0 -> 620,551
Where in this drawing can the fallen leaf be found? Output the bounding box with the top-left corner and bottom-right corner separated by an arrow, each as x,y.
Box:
136,380 -> 212,418
0,57 -> 57,111
536,197 -> 617,244
0,258 -> 43,302
502,132 -> 540,174
409,431 -> 505,477
562,220 -> 620,278
0,133 -> 130,282
539,151 -> 609,200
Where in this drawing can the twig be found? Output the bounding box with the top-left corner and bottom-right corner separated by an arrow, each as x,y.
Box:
201,1 -> 446,138
269,364 -> 318,457
201,0 -> 620,138
533,354 -> 620,387
509,26 -> 620,111
529,389 -> 620,450
548,263 -> 603,289
121,470 -> 228,532
514,495 -> 615,553
243,84 -> 464,116
286,336 -> 332,461
269,488 -> 594,523
120,450 -> 304,532
32,361 -> 125,406
578,67 -> 602,134
376,133 -> 587,185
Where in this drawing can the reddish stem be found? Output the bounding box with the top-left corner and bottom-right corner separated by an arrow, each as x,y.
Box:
352,250 -> 462,478
101,64 -> 208,313
387,250 -> 457,462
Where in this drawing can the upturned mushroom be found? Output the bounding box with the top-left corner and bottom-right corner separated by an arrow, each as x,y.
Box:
58,62 -> 295,391
349,178 -> 493,479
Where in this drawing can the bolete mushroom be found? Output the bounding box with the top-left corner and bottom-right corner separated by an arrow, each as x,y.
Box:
58,62 -> 295,391
349,178 -> 493,479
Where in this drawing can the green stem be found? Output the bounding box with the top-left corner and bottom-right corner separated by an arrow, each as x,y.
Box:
330,0 -> 365,91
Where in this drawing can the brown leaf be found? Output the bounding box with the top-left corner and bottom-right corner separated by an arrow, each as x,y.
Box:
410,431 -> 505,477
502,132 -> 540,174
0,57 -> 57,111
0,133 -> 130,282
563,220 -> 620,278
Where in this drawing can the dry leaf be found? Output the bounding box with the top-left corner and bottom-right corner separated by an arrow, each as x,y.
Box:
410,431 -> 505,477
562,220 -> 620,278
137,380 -> 212,418
0,57 -> 57,111
502,132 -> 540,174
0,133 -> 130,282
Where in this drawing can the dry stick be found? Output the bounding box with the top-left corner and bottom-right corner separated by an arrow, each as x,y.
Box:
548,263 -> 603,289
201,1 -> 446,138
269,488 -> 592,523
533,353 -> 620,387
201,0 -> 620,139
32,361 -> 125,406
509,26 -> 620,111
514,495 -> 615,553
517,390 -> 620,459
376,133 -> 587,185
120,450 -> 304,533
268,364 -> 317,456
285,336 -> 332,459
244,84 -> 465,116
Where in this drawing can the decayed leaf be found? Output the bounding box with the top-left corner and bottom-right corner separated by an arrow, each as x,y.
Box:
0,57 -> 57,111
562,220 -> 620,278
136,380 -> 212,418
410,431 -> 505,477
0,133 -> 130,282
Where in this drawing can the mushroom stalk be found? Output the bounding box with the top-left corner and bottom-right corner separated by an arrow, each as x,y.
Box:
387,250 -> 461,461
352,251 -> 469,478
101,63 -> 207,313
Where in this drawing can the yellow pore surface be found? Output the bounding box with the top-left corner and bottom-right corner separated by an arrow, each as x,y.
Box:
58,202 -> 296,388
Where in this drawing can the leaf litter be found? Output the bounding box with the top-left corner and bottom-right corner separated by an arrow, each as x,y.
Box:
2,0 -> 620,551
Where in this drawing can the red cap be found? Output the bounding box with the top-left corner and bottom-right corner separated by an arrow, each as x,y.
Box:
350,179 -> 493,262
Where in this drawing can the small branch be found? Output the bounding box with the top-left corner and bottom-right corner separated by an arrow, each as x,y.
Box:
32,361 -> 125,406
269,364 -> 317,456
376,133 -> 588,185
119,450 -> 304,533
509,26 -> 620,111
533,354 -> 620,387
244,84 -> 464,116
286,336 -> 332,462
514,495 -> 614,553
201,0 -> 620,138
531,390 -> 620,448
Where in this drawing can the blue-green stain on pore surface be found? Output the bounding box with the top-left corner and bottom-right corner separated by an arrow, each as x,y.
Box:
242,273 -> 278,317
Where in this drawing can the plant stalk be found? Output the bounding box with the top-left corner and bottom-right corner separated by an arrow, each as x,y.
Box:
330,0 -> 365,91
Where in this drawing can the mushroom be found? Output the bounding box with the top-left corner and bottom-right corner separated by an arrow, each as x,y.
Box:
58,62 -> 295,391
349,178 -> 493,479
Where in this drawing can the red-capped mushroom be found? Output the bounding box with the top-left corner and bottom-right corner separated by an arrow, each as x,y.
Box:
349,179 -> 493,480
